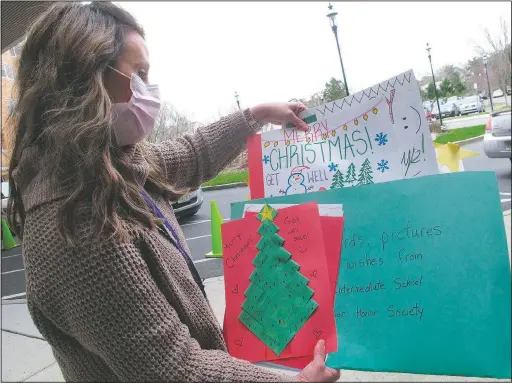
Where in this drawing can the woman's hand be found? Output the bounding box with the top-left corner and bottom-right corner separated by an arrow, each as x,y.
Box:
250,102 -> 309,131
296,340 -> 340,382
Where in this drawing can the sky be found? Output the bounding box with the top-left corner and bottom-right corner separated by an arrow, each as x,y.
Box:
117,1 -> 511,124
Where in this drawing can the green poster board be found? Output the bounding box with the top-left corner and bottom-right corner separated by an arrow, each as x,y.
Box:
231,172 -> 511,378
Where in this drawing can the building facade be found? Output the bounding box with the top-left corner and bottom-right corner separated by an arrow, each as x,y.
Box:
1,43 -> 21,179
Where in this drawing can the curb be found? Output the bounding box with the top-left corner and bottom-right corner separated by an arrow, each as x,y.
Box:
504,210 -> 511,217
453,135 -> 484,145
202,182 -> 247,192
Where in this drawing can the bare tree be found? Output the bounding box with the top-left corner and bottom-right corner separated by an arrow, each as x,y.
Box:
147,102 -> 194,143
476,18 -> 511,106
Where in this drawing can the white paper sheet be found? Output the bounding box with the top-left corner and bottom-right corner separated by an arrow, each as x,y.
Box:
258,70 -> 438,197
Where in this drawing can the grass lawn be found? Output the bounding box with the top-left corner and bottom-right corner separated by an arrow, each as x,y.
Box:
202,170 -> 248,187
434,124 -> 486,144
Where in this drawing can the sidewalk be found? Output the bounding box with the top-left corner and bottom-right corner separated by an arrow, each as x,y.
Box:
2,212 -> 511,382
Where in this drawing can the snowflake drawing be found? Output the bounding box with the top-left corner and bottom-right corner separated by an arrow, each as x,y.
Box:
377,160 -> 389,173
375,132 -> 388,146
328,162 -> 339,172
262,155 -> 270,165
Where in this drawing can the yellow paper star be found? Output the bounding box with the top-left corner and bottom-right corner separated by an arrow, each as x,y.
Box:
260,204 -> 274,221
343,125 -> 348,131
285,140 -> 291,146
435,143 -> 479,172
354,119 -> 359,126
331,130 -> 337,136
273,141 -> 278,147
363,114 -> 368,121
322,134 -> 328,140
372,107 -> 378,114
264,142 -> 270,148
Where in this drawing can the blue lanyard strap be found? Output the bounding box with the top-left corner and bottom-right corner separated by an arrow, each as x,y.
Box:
141,190 -> 206,297
141,191 -> 189,259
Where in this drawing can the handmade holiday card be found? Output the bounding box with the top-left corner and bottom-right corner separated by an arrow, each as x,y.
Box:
222,202 -> 337,362
234,204 -> 344,369
231,172 -> 511,379
247,69 -> 438,199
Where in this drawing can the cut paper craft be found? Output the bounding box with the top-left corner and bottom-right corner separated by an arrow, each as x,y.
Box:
223,202 -> 337,362
434,142 -> 479,172
231,172 -> 511,379
233,206 -> 344,369
247,70 -> 438,199
240,204 -> 318,355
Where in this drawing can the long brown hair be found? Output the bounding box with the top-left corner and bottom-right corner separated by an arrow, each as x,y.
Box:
7,2 -> 173,245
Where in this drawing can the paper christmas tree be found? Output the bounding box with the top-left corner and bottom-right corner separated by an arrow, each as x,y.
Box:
239,204 -> 318,355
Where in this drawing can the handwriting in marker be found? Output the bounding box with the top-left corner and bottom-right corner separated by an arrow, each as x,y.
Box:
313,330 -> 323,339
235,337 -> 243,346
232,284 -> 238,294
310,269 -> 318,278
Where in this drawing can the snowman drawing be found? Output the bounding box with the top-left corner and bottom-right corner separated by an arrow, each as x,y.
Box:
285,166 -> 309,195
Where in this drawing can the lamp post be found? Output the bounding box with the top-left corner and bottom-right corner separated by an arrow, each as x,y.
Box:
425,43 -> 443,126
234,91 -> 241,110
483,54 -> 494,112
327,3 -> 349,96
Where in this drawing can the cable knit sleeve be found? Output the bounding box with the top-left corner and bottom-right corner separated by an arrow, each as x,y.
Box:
144,109 -> 263,191
49,238 -> 291,382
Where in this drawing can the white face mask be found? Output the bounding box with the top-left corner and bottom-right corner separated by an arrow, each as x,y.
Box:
109,66 -> 161,147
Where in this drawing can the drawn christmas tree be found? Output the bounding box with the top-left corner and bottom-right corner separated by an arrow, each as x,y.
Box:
330,170 -> 345,189
345,163 -> 357,185
239,204 -> 318,355
357,158 -> 374,186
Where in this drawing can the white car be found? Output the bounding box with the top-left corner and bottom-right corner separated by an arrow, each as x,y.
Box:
457,97 -> 485,115
492,89 -> 504,98
170,187 -> 204,217
483,110 -> 511,161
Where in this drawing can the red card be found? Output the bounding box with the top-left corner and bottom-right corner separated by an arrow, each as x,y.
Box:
247,134 -> 264,200
261,216 -> 344,370
223,214 -> 344,369
222,202 -> 337,362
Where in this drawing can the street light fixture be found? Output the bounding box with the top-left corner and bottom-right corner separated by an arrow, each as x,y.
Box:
482,54 -> 494,112
327,3 -> 349,96
425,43 -> 443,126
234,91 -> 241,110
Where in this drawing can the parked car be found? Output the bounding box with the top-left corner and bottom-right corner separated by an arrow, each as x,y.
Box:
483,110 -> 511,162
432,101 -> 460,119
492,89 -> 504,98
170,187 -> 204,217
457,97 -> 485,115
507,86 -> 511,96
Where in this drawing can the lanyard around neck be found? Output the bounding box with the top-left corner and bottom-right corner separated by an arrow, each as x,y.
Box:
141,190 -> 206,297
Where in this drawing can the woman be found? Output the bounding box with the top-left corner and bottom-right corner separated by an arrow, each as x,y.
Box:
7,2 -> 340,382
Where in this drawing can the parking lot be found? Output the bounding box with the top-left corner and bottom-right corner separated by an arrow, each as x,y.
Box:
2,147 -> 510,299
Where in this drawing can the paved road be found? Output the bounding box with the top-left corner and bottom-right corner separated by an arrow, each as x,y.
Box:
461,138 -> 511,211
2,145 -> 510,298
443,114 -> 489,130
